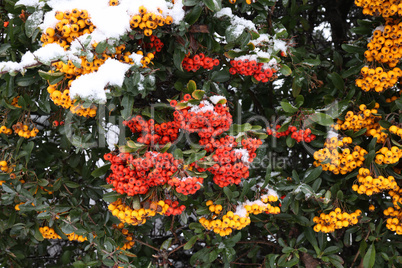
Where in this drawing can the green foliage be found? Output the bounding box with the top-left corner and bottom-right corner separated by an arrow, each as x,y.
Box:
1,0 -> 402,267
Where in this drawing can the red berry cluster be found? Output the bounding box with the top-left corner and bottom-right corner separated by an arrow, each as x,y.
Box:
182,53 -> 220,72
164,199 -> 186,216
266,125 -> 316,143
171,95 -> 232,140
168,176 -> 203,195
52,120 -> 65,127
138,35 -> 164,52
123,115 -> 179,145
194,136 -> 262,187
104,151 -> 182,196
229,59 -> 277,82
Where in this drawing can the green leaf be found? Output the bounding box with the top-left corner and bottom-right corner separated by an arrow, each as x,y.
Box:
186,150 -> 207,164
279,64 -> 292,76
65,181 -> 80,188
103,192 -> 122,202
184,235 -> 199,250
329,72 -> 344,90
211,68 -> 230,82
341,44 -> 365,54
91,164 -> 111,178
223,187 -> 233,201
203,0 -> 221,11
192,90 -> 205,100
304,166 -> 322,183
25,10 -> 43,38
174,48 -> 186,71
160,237 -> 173,250
185,3 -> 202,25
307,113 -> 334,126
363,244 -> 376,268
121,95 -> 134,120
280,101 -> 298,113
187,80 -> 197,92
95,41 -> 108,54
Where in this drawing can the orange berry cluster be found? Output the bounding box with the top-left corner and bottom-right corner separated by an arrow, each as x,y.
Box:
168,176 -> 203,195
385,91 -> 401,102
66,232 -> 88,242
199,201 -> 249,237
41,9 -> 94,49
352,167 -> 398,195
12,122 -> 39,138
11,96 -> 21,108
229,59 -> 277,83
112,223 -> 135,250
123,115 -> 179,145
375,146 -> 402,164
0,160 -> 12,173
266,125 -> 316,143
389,125 -> 402,138
332,104 -> 380,132
104,151 -> 182,196
313,137 -> 367,175
129,6 -> 173,37
364,22 -> 402,67
229,0 -> 256,4
39,226 -> 62,239
182,53 -> 220,72
200,194 -> 280,236
313,208 -> 361,233
384,186 -> 402,234
356,66 -> 402,92
355,0 -> 402,17
171,95 -> 233,139
0,126 -> 12,135
108,198 -> 184,226
109,199 -> 168,225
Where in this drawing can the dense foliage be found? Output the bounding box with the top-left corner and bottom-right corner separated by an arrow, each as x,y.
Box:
1,0 -> 402,267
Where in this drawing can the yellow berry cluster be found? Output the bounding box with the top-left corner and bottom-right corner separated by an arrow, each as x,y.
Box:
41,9 -> 94,49
229,0 -> 256,4
0,126 -> 12,135
66,232 -> 88,242
129,6 -> 173,37
108,198 -> 169,226
364,22 -> 402,67
313,137 -> 367,175
389,125 -> 402,138
113,223 -> 135,250
39,226 -> 62,239
356,66 -> 402,92
0,160 -> 14,173
355,0 -> 402,17
199,204 -> 249,237
375,146 -> 402,164
47,81 -> 97,117
11,96 -> 21,108
199,194 -> 280,236
12,122 -> 39,138
331,104 -> 382,137
385,91 -> 401,102
384,187 -> 402,234
352,167 -> 398,195
313,208 -> 361,233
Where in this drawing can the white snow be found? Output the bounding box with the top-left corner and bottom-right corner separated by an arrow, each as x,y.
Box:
215,7 -> 257,39
15,0 -> 45,8
209,95 -> 226,104
69,59 -> 131,103
105,122 -> 120,151
129,53 -> 143,66
189,100 -> 215,114
234,148 -> 250,163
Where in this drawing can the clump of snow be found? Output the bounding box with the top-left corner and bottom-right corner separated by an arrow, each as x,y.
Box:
209,95 -> 226,104
189,100 -> 215,114
129,53 -> 143,66
233,204 -> 248,218
266,187 -> 278,198
234,148 -> 250,163
69,59 -> 131,103
15,0 -> 45,8
0,43 -> 76,73
166,0 -> 185,24
105,122 -> 120,151
327,130 -> 338,139
215,7 -> 257,39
